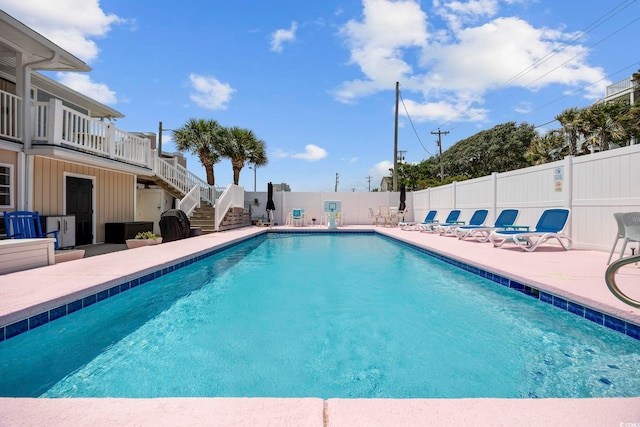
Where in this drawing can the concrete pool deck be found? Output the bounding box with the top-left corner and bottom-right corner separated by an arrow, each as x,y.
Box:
1,225 -> 639,426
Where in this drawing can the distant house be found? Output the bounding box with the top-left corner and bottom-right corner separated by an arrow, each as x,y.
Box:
0,11 -> 227,242
272,183 -> 291,192
379,177 -> 392,192
599,73 -> 639,147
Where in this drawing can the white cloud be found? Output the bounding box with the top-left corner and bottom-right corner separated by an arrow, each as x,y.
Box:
188,74 -> 235,110
0,0 -> 124,63
292,144 -> 328,161
434,0 -> 500,32
56,72 -> 117,105
271,144 -> 328,161
271,148 -> 290,159
401,98 -> 488,122
370,160 -> 393,185
514,101 -> 533,114
335,0 -> 609,122
270,22 -> 298,53
333,0 -> 428,103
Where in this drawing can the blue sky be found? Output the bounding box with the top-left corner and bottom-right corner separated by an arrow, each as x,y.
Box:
1,0 -> 638,191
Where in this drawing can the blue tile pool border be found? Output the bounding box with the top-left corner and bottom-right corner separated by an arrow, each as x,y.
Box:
378,232 -> 640,342
0,234 -> 262,342
1,230 -> 639,342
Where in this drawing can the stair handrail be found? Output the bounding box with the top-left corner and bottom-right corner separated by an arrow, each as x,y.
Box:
153,156 -> 217,205
214,184 -> 244,231
605,254 -> 640,308
176,185 -> 201,217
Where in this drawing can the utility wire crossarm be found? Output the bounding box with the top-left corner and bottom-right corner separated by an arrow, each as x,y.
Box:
431,128 -> 449,181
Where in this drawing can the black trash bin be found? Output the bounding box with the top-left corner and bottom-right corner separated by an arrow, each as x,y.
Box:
159,209 -> 191,242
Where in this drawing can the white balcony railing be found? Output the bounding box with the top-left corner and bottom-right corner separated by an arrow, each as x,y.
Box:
32,98 -> 151,168
0,90 -> 21,140
606,77 -> 633,98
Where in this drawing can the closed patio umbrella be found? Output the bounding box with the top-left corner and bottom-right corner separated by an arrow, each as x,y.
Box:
399,183 -> 406,211
266,182 -> 275,225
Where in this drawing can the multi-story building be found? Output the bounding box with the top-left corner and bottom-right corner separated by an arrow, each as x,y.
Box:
0,11 -> 235,242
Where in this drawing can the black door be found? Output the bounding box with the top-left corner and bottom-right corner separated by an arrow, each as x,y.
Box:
66,177 -> 93,245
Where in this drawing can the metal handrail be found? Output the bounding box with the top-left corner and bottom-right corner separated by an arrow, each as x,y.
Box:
605,254 -> 640,308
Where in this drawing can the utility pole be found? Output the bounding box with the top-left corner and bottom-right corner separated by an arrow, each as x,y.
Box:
158,121 -> 164,156
335,173 -> 339,192
158,121 -> 174,157
393,81 -> 399,191
366,176 -> 372,192
431,128 -> 449,181
249,163 -> 257,191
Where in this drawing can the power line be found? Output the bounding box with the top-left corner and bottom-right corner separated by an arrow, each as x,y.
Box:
523,17 -> 640,90
443,0 -> 639,134
399,91 -> 435,156
496,0 -> 637,91
533,60 -> 640,129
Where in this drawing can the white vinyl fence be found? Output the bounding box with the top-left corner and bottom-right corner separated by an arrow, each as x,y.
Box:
244,144 -> 640,252
413,144 -> 640,251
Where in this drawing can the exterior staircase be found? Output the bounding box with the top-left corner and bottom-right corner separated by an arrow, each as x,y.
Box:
189,203 -> 216,234
141,162 -> 251,233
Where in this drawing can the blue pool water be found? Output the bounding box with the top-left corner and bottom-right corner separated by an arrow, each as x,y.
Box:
1,233 -> 639,398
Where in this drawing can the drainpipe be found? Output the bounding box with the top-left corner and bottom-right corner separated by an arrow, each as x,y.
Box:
18,52 -> 60,210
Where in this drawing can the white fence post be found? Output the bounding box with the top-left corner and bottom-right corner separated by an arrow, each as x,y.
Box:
491,172 -> 498,222
564,155 -> 574,237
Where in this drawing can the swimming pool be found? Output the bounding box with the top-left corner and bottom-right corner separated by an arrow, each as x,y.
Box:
1,233 -> 639,398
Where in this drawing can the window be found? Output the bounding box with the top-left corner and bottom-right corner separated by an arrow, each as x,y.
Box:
0,163 -> 13,208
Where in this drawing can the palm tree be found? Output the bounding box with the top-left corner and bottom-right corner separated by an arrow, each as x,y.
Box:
525,130 -> 565,165
222,127 -> 268,185
580,101 -> 628,151
172,118 -> 225,185
555,107 -> 583,156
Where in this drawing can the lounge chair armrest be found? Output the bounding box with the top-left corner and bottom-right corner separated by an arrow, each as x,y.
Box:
450,221 -> 465,225
503,225 -> 529,231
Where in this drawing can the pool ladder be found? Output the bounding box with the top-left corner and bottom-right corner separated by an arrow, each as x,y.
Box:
605,254 -> 640,308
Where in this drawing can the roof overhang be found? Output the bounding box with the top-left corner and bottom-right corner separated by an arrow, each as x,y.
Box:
32,71 -> 124,119
0,10 -> 90,73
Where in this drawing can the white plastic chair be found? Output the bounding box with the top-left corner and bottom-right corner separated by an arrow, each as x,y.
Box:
291,208 -> 304,226
608,212 -> 640,264
368,206 -> 385,226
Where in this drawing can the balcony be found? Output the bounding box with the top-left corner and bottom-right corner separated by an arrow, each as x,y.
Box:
606,77 -> 634,98
33,98 -> 152,168
1,90 -> 151,169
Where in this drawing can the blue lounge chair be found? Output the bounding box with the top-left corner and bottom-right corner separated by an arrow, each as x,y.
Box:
3,211 -> 59,250
436,209 -> 488,236
489,208 -> 572,251
419,210 -> 460,233
400,210 -> 437,231
456,209 -> 519,242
